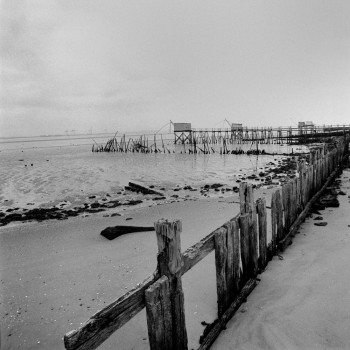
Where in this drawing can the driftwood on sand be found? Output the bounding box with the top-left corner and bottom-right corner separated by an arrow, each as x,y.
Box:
101,225 -> 155,240
124,182 -> 164,196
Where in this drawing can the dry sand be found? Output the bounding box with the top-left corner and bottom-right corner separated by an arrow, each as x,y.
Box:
0,193 -> 244,350
2,169 -> 350,350
212,169 -> 350,350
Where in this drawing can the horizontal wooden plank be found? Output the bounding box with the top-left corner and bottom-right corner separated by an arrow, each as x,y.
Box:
64,272 -> 160,350
181,231 -> 215,275
181,216 -> 240,275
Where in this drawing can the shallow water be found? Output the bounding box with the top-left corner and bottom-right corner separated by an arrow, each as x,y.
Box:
0,134 -> 307,210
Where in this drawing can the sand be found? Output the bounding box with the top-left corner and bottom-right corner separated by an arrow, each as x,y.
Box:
211,169 -> 350,350
0,194 -> 243,350
2,169 -> 350,350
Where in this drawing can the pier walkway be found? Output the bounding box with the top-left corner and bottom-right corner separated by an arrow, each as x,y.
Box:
175,124 -> 350,144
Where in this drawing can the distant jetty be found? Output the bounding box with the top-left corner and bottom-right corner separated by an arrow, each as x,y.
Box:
92,123 -> 350,155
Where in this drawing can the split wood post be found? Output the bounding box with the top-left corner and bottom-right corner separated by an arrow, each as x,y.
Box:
288,180 -> 295,227
275,189 -> 284,242
271,189 -> 283,248
256,197 -> 267,270
214,219 -> 241,317
145,276 -> 173,350
282,183 -> 291,233
296,176 -> 301,215
239,182 -> 254,214
300,161 -> 305,210
215,226 -> 229,317
271,191 -> 277,254
154,219 -> 188,350
225,218 -> 240,301
292,178 -> 298,222
239,213 -> 251,286
239,183 -> 258,278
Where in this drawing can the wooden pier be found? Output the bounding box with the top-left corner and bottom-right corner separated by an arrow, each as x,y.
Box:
64,136 -> 349,350
174,124 -> 350,145
92,124 -> 350,155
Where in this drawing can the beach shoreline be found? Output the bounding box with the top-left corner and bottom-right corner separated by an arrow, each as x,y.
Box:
0,145 -> 306,350
2,167 -> 349,349
0,193 -> 250,350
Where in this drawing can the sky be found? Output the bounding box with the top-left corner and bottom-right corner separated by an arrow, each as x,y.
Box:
1,0 -> 350,137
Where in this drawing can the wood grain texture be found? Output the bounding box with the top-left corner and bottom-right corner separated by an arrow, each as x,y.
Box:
275,189 -> 284,243
256,197 -> 267,270
239,183 -> 254,215
155,219 -> 188,350
224,219 -> 240,301
215,227 -> 228,317
239,213 -> 251,285
145,276 -> 173,350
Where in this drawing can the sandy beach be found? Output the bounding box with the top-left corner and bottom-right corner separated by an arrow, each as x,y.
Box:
2,165 -> 349,350
0,192 -> 245,350
0,137 -> 301,350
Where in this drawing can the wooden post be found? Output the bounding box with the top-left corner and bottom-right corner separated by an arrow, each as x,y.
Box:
154,219 -> 188,350
215,227 -> 229,317
292,178 -> 298,222
250,210 -> 258,277
213,217 -> 241,317
271,191 -> 277,254
239,213 -> 250,285
225,218 -> 240,301
239,182 -> 254,214
256,198 -> 267,270
282,183 -> 291,233
239,182 -> 258,277
145,276 -> 173,350
275,189 -> 284,242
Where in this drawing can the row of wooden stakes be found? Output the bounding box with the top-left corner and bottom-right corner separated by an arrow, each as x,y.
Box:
92,133 -> 272,155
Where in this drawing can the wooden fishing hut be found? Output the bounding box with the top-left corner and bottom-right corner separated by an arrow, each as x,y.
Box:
174,123 -> 192,144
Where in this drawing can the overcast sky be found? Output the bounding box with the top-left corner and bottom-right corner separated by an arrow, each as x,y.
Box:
1,0 -> 350,137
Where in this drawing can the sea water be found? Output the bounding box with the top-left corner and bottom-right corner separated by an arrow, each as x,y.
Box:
0,133 -> 308,210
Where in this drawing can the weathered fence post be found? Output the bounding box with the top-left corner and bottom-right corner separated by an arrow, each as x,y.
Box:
275,190 -> 284,242
225,218 -> 240,301
153,219 -> 188,350
215,226 -> 229,317
256,197 -> 267,270
239,183 -> 258,280
239,213 -> 251,285
282,182 -> 291,232
271,189 -> 283,249
145,276 -> 173,350
214,218 -> 241,317
239,182 -> 254,214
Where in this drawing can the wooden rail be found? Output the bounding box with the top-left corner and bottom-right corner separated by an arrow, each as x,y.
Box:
64,136 -> 349,350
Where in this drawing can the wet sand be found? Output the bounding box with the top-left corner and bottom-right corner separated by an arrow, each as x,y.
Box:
212,169 -> 350,350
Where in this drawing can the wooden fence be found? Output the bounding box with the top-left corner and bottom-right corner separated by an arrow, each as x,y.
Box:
64,136 -> 348,350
